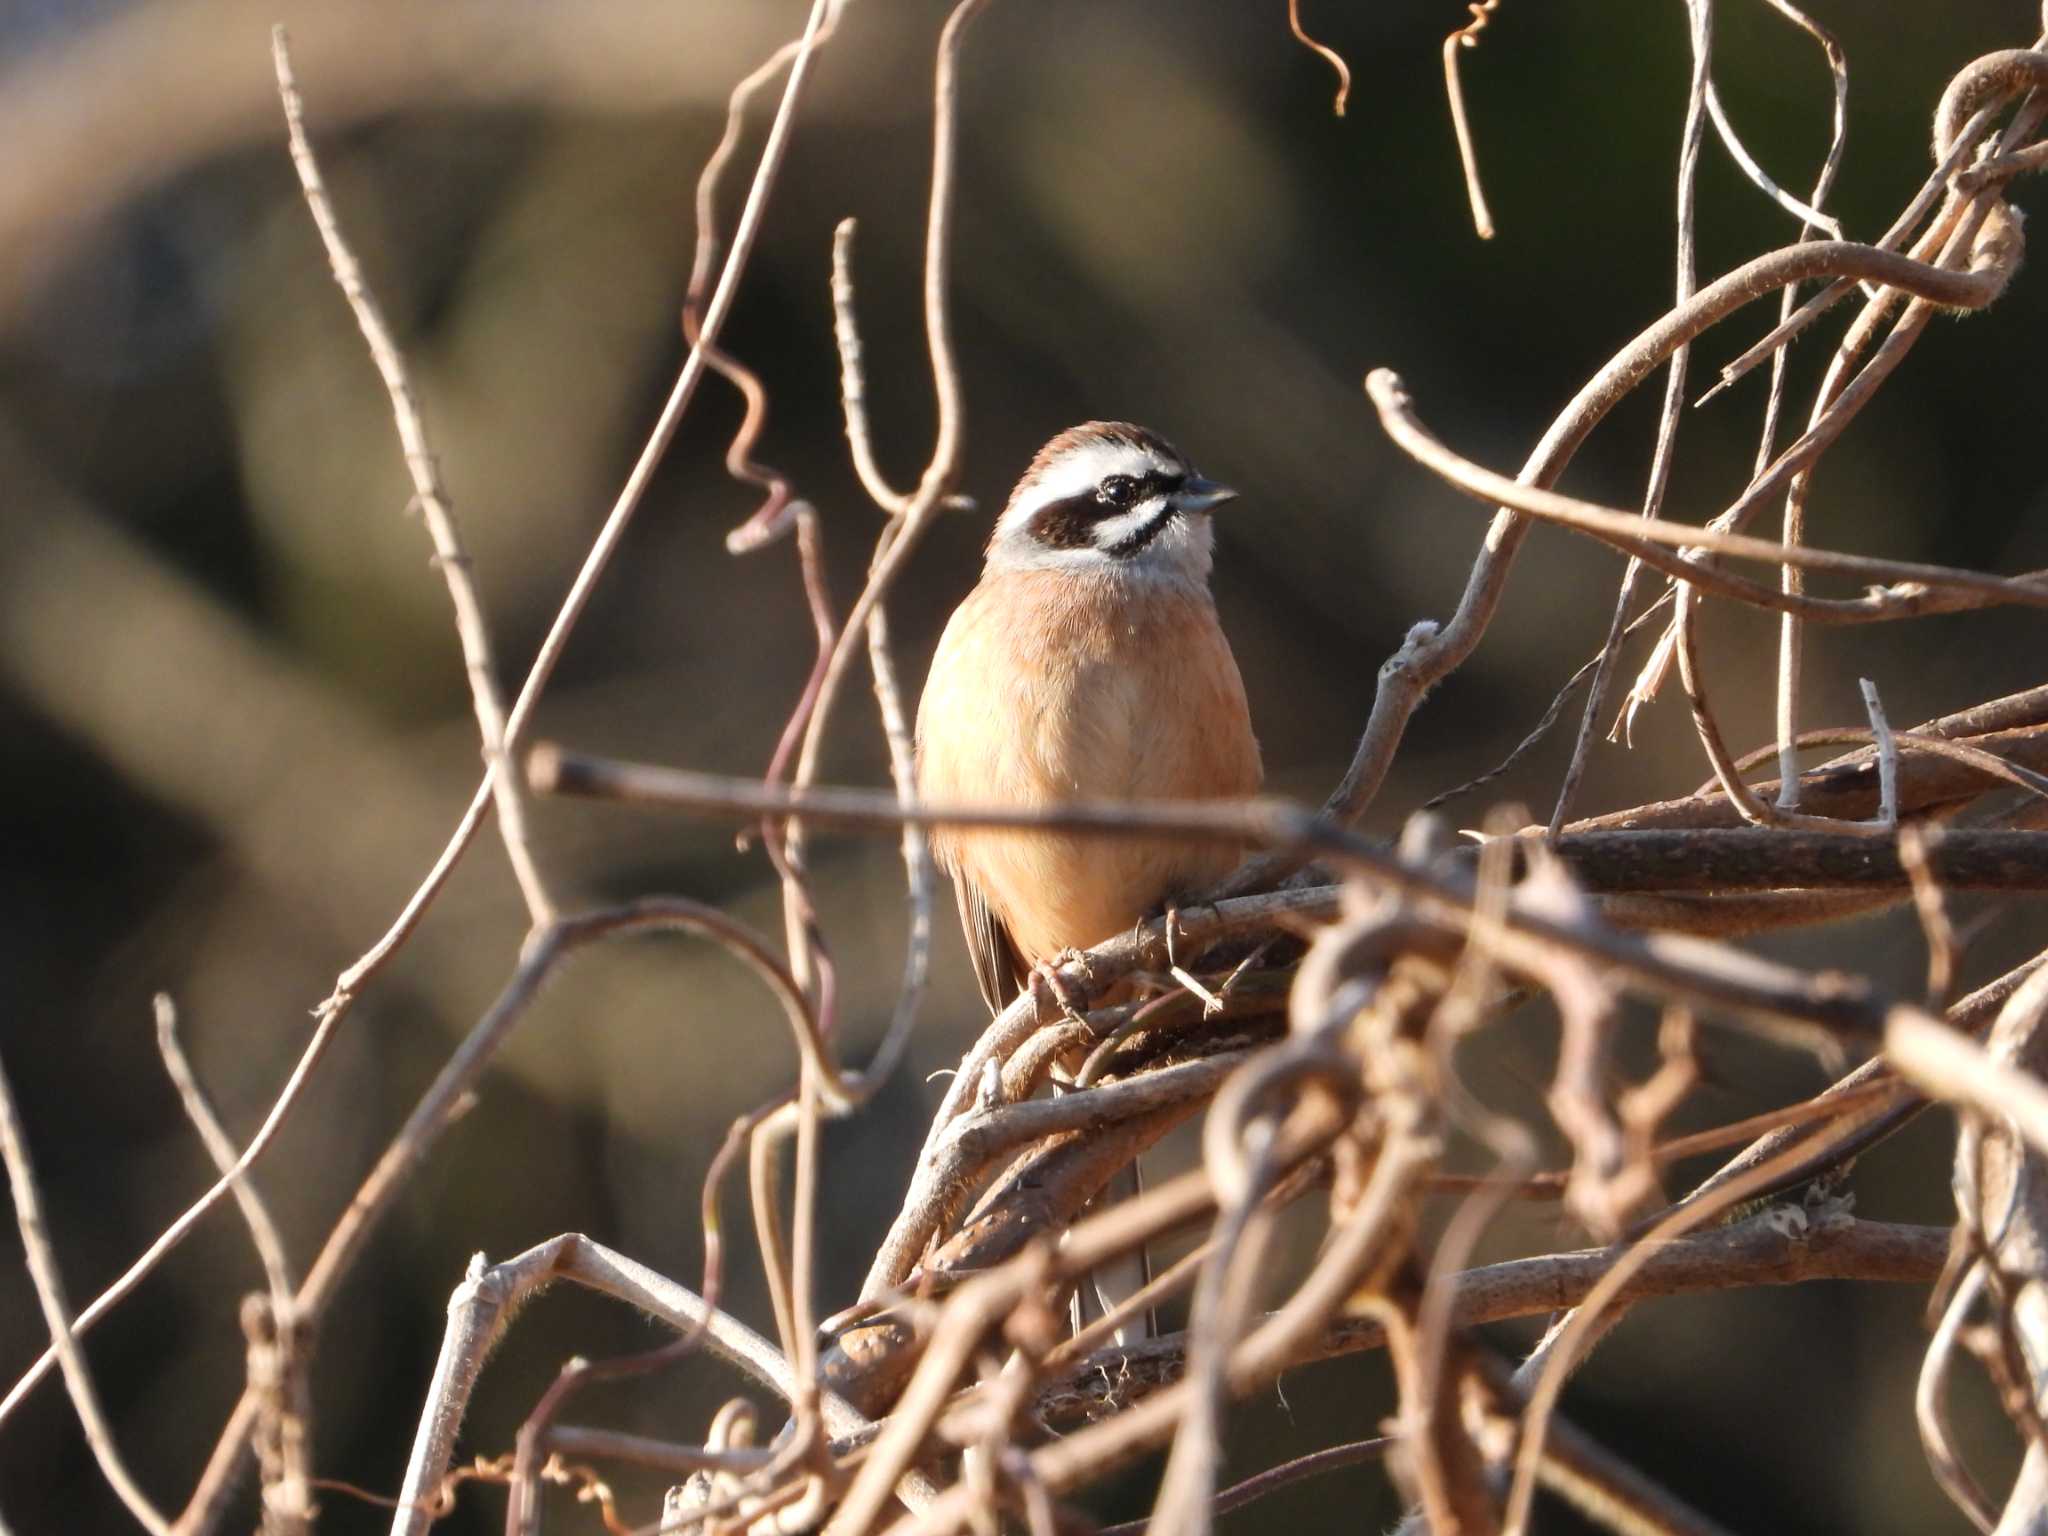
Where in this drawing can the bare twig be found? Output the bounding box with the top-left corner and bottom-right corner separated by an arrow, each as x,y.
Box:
677,5 -> 848,554
532,747 -> 1956,1044
1527,1401 -> 1743,1536
831,220 -> 914,517
0,1043 -> 173,1536
500,0 -> 832,758
1888,998 -> 2048,1162
858,601 -> 937,1097
1619,0 -> 1848,747
1228,201 -> 2029,899
5,0 -> 841,1469
1548,0 -> 1713,839
0,986 -> 346,1434
542,1427 -> 771,1480
1287,0 -> 1351,116
1095,1438 -> 1392,1536
1863,678 -> 1901,828
1694,34 -> 2048,411
1042,1213 -> 1949,1421
1919,1262 -> 2001,1533
1632,952 -> 2047,1244
1499,1136 -> 1940,1533
1547,828 -> 2048,894
785,0 -> 988,864
386,1234 -> 905,1536
272,27 -> 551,925
155,995 -> 309,1536
1365,368 -> 2048,614
1442,2 -> 1501,238
1704,80 -> 1843,239
1898,826 -> 1960,1010
300,897 -> 826,1322
1772,85 -> 2048,807
1682,724 -> 2048,809
153,995 -> 294,1306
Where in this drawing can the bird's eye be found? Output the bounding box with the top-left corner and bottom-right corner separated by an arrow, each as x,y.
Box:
1097,475 -> 1137,508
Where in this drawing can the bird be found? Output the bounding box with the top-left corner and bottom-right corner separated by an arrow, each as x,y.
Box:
915,420 -> 1263,1014
915,421 -> 1262,1343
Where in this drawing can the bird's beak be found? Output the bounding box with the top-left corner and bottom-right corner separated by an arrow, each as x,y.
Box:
1175,475 -> 1239,514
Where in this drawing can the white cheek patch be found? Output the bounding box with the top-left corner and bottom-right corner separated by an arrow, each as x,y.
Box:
1088,500 -> 1171,550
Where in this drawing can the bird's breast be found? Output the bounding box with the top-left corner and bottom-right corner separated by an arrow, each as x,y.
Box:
916,567 -> 1262,964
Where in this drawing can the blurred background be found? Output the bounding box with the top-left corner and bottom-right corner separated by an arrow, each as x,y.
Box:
3,0 -> 2048,1530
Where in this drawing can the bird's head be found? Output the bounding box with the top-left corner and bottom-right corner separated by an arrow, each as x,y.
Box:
985,421 -> 1238,582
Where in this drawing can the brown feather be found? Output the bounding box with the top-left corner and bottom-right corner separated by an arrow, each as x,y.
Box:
916,564 -> 1261,1011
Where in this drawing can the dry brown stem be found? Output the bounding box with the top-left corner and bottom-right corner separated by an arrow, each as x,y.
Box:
272,25 -> 552,926
0,1044 -> 173,1536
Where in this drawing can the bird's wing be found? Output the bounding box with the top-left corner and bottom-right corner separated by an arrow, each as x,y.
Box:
956,877 -> 1028,1016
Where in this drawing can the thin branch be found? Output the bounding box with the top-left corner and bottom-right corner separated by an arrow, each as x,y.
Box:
904,1133 -> 1439,1536
1547,828 -> 2048,894
0,1043 -> 172,1536
1499,1141 -> 1939,1532
499,0 -> 832,757
271,27 -> 551,926
1919,1262 -> 2001,1533
785,0 -> 987,863
1548,0 -> 1713,838
831,219 -> 914,517
1228,209 -> 2029,897
1095,1438 -> 1391,1536
1287,0 -> 1351,116
1620,0 -> 1848,743
1898,825 -> 1960,1010
1683,724 -> 2048,810
1530,1403 -> 1743,1536
1889,1000 -> 2048,1163
1775,64 -> 2048,803
154,995 -> 310,1534
1442,2 -> 1501,238
1632,951 -> 2047,1241
1041,1214 -> 1949,1421
859,600 -> 936,1097
386,1233 -> 897,1536
153,995 -> 294,1305
1703,80 -> 1843,238
0,989 -> 348,1434
297,897 -> 824,1321
1863,678 -> 1901,827
542,1427 -> 771,1479
1622,0 -> 1848,747
1672,579 -> 1796,831
677,5 -> 848,554
1568,689 -> 2048,834
1365,368 -> 2048,612
49,0 -> 841,1489
532,746 -> 1948,1044
1695,36 -> 2045,406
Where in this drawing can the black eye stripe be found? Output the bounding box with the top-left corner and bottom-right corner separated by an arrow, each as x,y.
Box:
1029,492 -> 1108,549
1026,469 -> 1186,551
1101,469 -> 1184,505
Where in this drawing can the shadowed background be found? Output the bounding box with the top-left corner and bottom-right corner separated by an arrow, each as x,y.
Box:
3,1 -> 2047,1530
